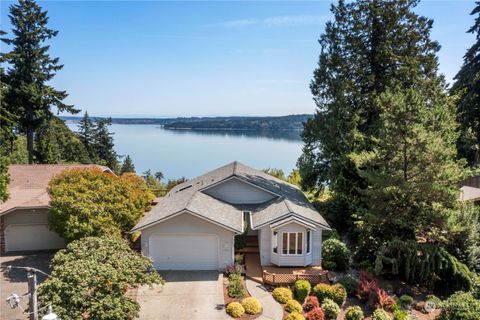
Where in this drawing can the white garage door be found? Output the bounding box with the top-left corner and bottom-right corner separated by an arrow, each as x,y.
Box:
5,224 -> 65,252
149,234 -> 219,270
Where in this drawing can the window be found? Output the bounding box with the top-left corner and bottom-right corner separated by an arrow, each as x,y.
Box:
272,231 -> 278,254
282,232 -> 304,255
307,230 -> 311,254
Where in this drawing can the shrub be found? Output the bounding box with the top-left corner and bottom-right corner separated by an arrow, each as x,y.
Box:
357,271 -> 379,303
321,298 -> 340,320
285,312 -> 306,320
322,238 -> 351,271
226,302 -> 245,318
228,279 -> 244,298
313,283 -> 346,306
424,294 -> 441,306
285,299 -> 303,313
229,273 -> 242,282
272,287 -> 293,303
337,276 -> 358,297
345,306 -> 364,320
306,307 -> 325,320
439,291 -> 480,320
295,279 -> 312,302
393,310 -> 408,320
241,297 -> 262,315
234,254 -> 244,264
303,295 -> 320,313
372,309 -> 392,320
37,236 -> 163,320
374,289 -> 395,310
225,263 -> 245,276
399,295 -> 413,306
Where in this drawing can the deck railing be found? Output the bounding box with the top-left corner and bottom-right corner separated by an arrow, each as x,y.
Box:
262,270 -> 329,286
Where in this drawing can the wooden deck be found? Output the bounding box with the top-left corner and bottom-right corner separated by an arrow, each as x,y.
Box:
244,253 -> 329,286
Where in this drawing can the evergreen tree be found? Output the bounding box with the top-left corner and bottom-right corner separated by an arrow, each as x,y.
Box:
120,155 -> 135,174
77,111 -> 95,159
92,118 -> 119,172
0,157 -> 9,203
1,0 -> 79,163
299,0 -> 445,232
451,2 -> 480,168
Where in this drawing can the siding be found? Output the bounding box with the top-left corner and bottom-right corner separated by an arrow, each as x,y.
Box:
312,229 -> 322,266
141,212 -> 235,270
259,226 -> 272,266
275,222 -> 309,266
204,178 -> 277,204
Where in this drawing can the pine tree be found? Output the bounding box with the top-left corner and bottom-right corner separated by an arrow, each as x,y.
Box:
451,2 -> 480,168
92,118 -> 119,172
120,155 -> 135,174
77,111 -> 95,159
1,0 -> 79,163
299,0 -> 445,230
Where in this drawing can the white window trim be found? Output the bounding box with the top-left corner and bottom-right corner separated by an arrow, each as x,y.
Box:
281,232 -> 304,256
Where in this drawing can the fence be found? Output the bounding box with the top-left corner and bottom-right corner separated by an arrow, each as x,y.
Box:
262,270 -> 329,286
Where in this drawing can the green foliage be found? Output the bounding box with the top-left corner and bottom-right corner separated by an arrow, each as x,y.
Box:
374,239 -> 474,294
48,168 -> 154,242
120,155 -> 135,174
0,157 -> 9,202
1,0 -> 79,163
227,275 -> 244,299
294,279 -> 311,302
92,118 -> 119,172
399,295 -> 413,306
424,294 -> 441,305
471,273 -> 480,299
241,297 -> 262,315
142,169 -> 167,197
263,168 -> 286,180
272,287 -> 293,304
284,311 -> 305,320
285,299 -> 302,313
439,291 -> 480,320
38,236 -> 163,320
226,302 -> 245,318
77,111 -> 95,159
345,306 -> 364,320
313,283 -> 346,306
451,3 -> 480,167
322,238 -> 351,271
392,310 -> 409,320
337,276 -> 358,297
5,135 -> 28,164
287,169 -> 302,187
321,298 -> 340,320
372,309 -> 392,320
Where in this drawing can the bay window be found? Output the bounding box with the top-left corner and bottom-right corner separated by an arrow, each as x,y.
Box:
272,231 -> 278,253
282,232 -> 303,255
307,230 -> 311,254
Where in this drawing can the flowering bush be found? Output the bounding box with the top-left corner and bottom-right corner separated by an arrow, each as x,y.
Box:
226,302 -> 245,318
241,297 -> 262,315
272,287 -> 293,303
225,263 -> 245,276
285,299 -> 303,313
306,307 -> 325,320
322,238 -> 351,271
303,295 -> 320,313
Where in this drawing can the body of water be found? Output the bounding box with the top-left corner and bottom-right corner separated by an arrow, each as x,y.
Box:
68,123 -> 304,180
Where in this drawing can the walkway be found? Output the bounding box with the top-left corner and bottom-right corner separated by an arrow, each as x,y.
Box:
245,278 -> 284,320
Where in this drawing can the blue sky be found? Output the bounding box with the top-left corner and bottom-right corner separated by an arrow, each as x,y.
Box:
0,1 -> 476,117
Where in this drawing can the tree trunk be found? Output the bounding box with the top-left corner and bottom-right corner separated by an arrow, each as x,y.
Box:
27,127 -> 33,164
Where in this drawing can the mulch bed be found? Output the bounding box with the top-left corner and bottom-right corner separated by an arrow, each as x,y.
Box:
223,275 -> 262,320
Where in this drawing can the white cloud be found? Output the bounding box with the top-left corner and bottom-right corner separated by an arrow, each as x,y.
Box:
205,15 -> 327,28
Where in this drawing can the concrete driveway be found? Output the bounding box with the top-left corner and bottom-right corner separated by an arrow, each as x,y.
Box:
137,271 -> 229,320
0,253 -> 53,320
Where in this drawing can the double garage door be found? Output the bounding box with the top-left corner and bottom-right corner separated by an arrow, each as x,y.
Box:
149,234 -> 219,270
5,224 -> 64,252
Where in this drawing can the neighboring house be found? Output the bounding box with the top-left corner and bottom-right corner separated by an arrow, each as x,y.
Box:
132,161 -> 331,271
0,164 -> 111,253
459,175 -> 480,204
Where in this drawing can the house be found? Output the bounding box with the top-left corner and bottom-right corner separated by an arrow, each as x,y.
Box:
0,164 -> 111,253
459,175 -> 480,204
132,161 -> 331,271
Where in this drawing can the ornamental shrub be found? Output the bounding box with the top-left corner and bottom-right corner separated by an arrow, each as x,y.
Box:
228,278 -> 244,298
439,291 -> 480,320
295,279 -> 312,302
357,271 -> 380,303
226,302 -> 245,318
345,306 -> 364,320
424,294 -> 441,306
241,297 -> 262,315
285,311 -> 305,320
372,309 -> 392,320
303,295 -> 320,312
37,236 -> 163,320
392,310 -> 408,320
306,307 -> 325,320
313,283 -> 346,306
272,287 -> 293,303
321,298 -> 340,320
373,289 -> 395,310
399,295 -> 413,306
322,238 -> 351,271
337,276 -> 358,297
285,299 -> 303,313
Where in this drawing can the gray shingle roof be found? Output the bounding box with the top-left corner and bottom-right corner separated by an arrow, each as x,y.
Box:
132,161 -> 330,232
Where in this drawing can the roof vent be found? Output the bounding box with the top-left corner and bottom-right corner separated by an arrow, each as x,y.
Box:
177,185 -> 192,192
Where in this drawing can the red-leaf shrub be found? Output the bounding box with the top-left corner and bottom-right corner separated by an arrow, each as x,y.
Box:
357,271 -> 379,302
374,288 -> 395,310
303,296 -> 320,312
306,307 -> 325,320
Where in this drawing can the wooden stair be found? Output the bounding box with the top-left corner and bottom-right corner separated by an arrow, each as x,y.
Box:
238,236 -> 260,254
